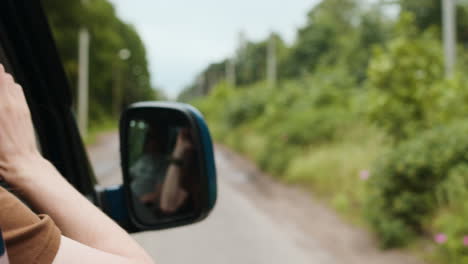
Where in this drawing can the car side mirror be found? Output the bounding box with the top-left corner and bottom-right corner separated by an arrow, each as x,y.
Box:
111,101 -> 217,231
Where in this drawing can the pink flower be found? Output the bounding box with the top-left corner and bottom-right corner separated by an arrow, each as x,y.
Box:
463,236 -> 468,246
359,170 -> 370,180
434,233 -> 447,244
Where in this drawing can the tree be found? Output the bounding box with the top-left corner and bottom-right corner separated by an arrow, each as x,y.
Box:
366,14 -> 444,140
400,0 -> 468,43
281,0 -> 359,77
43,0 -> 156,124
42,0 -> 84,99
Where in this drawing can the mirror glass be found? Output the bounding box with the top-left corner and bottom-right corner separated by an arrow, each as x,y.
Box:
126,113 -> 202,225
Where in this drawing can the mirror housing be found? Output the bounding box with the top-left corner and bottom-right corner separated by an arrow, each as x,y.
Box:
96,185 -> 133,231
114,101 -> 217,231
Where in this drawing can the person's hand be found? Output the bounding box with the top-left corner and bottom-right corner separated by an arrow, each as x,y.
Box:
139,192 -> 159,205
160,189 -> 188,214
0,64 -> 44,186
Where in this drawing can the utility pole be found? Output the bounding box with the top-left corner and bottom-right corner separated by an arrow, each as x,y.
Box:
442,0 -> 457,77
113,65 -> 122,117
207,72 -> 217,93
236,30 -> 248,61
77,0 -> 90,138
266,33 -> 277,89
77,27 -> 90,138
226,58 -> 236,88
197,74 -> 206,96
114,49 -> 131,117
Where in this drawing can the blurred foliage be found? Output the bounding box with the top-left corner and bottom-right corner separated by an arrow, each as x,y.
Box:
42,0 -> 157,126
432,163 -> 468,263
282,0 -> 359,77
192,0 -> 468,262
366,121 -> 468,248
400,0 -> 468,42
237,34 -> 289,86
366,14 -> 444,140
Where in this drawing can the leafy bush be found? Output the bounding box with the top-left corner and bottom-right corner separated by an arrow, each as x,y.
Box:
366,14 -> 444,140
264,107 -> 352,146
431,206 -> 468,263
366,120 -> 468,248
427,75 -> 468,126
256,140 -> 301,176
426,164 -> 468,263
222,86 -> 270,129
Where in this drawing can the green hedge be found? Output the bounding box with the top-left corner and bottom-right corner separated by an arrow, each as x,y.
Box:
366,120 -> 468,248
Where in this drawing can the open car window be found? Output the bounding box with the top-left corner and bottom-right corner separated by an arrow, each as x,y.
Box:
0,41 -> 42,154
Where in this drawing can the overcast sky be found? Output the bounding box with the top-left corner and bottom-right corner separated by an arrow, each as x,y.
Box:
108,0 -> 317,98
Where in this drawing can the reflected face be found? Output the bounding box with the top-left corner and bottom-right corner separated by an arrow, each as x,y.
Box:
144,129 -> 164,155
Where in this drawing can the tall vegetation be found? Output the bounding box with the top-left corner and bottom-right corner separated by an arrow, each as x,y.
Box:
43,0 -> 157,126
191,0 -> 468,262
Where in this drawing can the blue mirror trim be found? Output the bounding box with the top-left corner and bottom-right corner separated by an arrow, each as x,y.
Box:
186,105 -> 217,210
99,185 -> 130,227
0,230 -> 4,256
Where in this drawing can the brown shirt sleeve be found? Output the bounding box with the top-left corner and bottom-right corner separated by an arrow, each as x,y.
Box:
0,186 -> 61,264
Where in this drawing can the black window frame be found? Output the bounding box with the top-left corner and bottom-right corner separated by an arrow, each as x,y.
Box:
0,0 -> 96,199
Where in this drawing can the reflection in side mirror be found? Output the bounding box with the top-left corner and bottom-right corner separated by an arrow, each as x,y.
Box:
120,102 -> 217,230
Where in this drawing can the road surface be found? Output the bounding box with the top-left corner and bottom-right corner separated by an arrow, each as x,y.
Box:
87,133 -> 424,264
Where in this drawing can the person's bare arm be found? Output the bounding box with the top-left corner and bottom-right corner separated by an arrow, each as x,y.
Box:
160,132 -> 191,212
0,65 -> 154,264
160,163 -> 188,213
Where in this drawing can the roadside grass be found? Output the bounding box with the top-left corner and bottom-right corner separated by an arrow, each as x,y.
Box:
289,126 -> 384,209
214,123 -> 388,223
